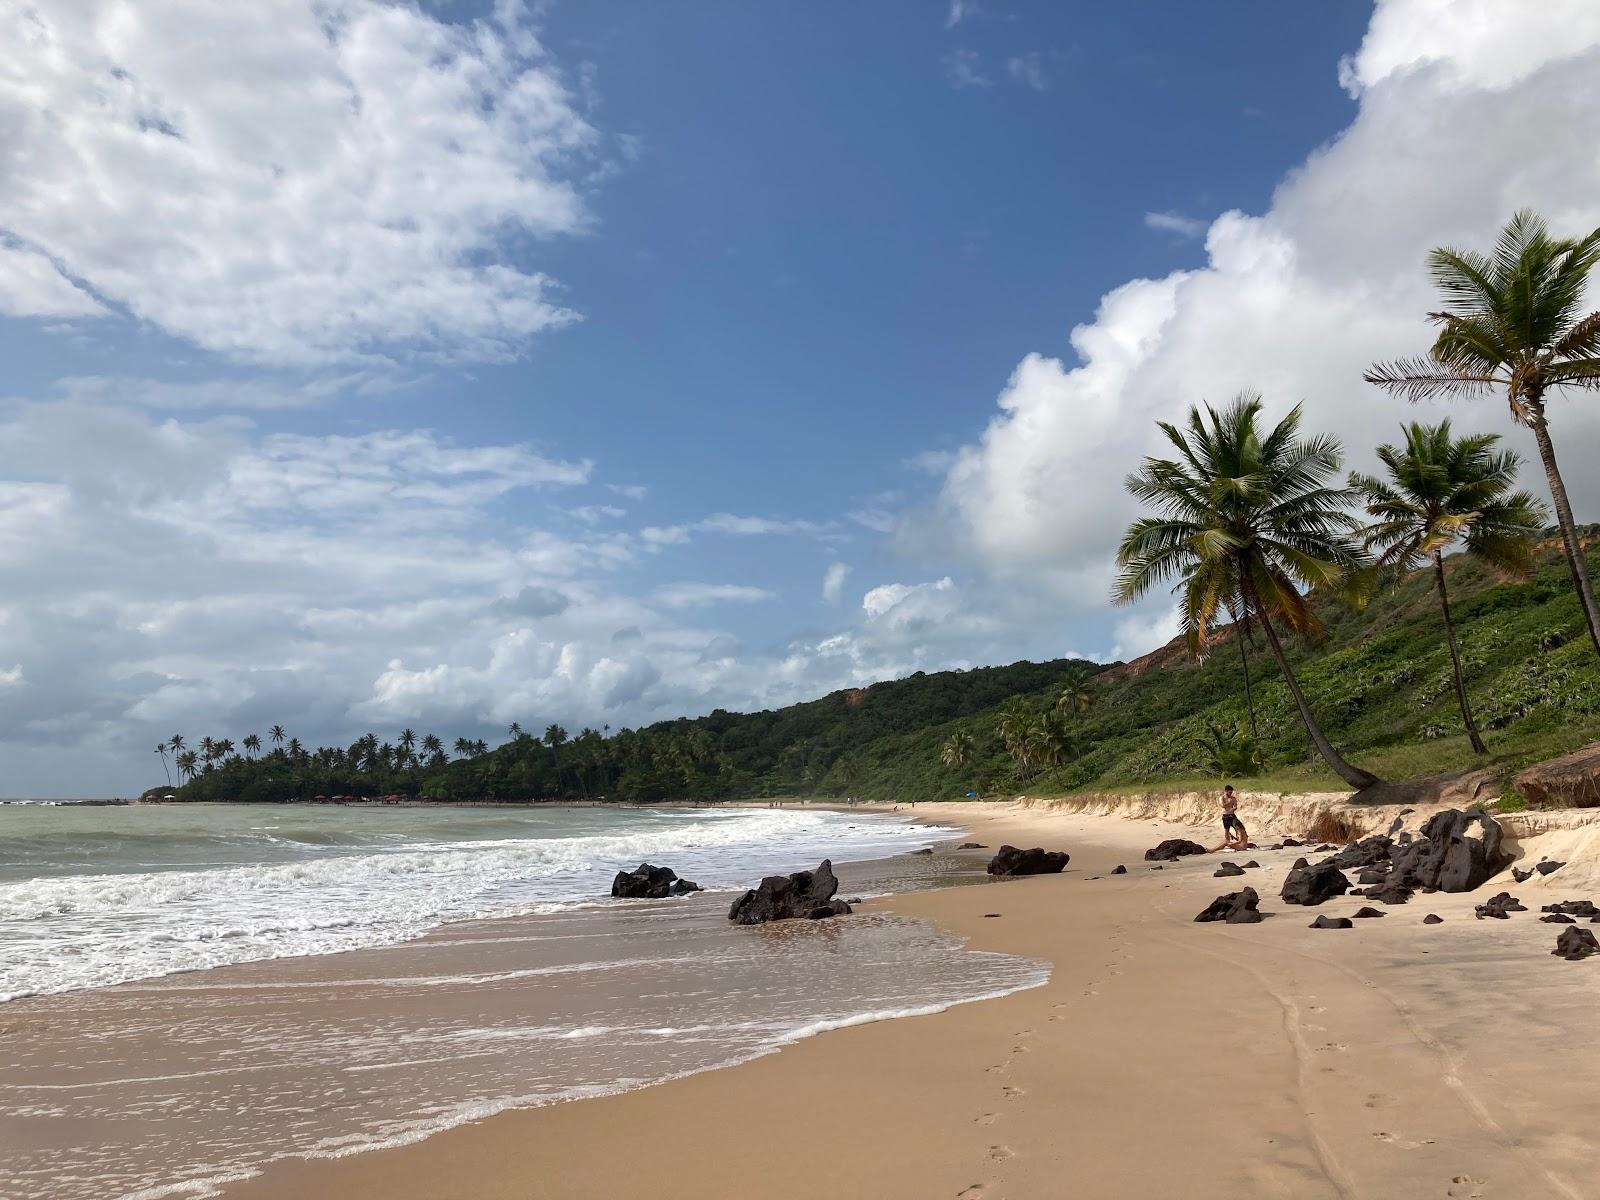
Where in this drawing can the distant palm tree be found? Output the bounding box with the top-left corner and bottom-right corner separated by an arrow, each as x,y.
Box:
1365,210 -> 1600,658
1054,666 -> 1095,715
199,736 -> 218,763
543,724 -> 568,750
939,729 -> 976,769
1352,420 -> 1546,754
508,721 -> 523,739
176,750 -> 198,781
269,725 -> 286,749
422,733 -> 445,765
1115,394 -> 1379,789
155,743 -> 172,786
216,738 -> 235,759
453,736 -> 474,758
169,733 -> 186,754
996,700 -> 1037,773
242,734 -> 261,757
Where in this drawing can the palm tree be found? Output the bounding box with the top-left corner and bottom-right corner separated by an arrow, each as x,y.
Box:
215,738 -> 236,760
422,733 -> 444,764
996,699 -> 1037,774
1365,210 -> 1600,658
453,736 -> 474,758
176,750 -> 198,781
508,721 -> 523,740
939,729 -> 976,769
1352,420 -> 1546,754
243,734 -> 261,757
1054,666 -> 1095,715
154,743 -> 172,786
169,733 -> 185,754
269,724 -> 286,749
1115,394 -> 1380,789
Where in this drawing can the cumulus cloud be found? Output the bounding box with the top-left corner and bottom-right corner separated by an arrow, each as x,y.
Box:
0,0 -> 603,364
934,0 -> 1600,659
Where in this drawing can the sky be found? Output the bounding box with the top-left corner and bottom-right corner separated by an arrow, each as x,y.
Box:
4,0 -> 1600,795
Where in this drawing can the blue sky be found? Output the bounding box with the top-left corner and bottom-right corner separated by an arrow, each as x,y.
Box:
3,0 -> 1600,793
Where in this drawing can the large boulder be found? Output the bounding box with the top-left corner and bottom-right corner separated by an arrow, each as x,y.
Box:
611,863 -> 701,899
1144,839 -> 1207,863
1386,809 -> 1509,893
1281,861 -> 1351,906
1552,926 -> 1600,960
1194,887 -> 1262,924
987,845 -> 1070,876
1516,742 -> 1600,809
1327,835 -> 1395,871
728,860 -> 852,924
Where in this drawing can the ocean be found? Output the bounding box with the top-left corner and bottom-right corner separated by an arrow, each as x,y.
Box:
0,803 -> 1047,1199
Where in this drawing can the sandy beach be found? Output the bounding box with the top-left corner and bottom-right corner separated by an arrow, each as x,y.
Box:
216,800 -> 1600,1200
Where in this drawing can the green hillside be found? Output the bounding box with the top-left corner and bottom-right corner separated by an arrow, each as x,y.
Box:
150,539 -> 1600,805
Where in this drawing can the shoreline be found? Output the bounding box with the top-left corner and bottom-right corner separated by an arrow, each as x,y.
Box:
219,800 -> 1600,1200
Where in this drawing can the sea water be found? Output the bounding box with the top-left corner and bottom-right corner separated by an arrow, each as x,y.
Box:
0,804 -> 1048,1199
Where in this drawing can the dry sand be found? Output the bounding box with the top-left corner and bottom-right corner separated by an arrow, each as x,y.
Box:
225,802 -> 1600,1200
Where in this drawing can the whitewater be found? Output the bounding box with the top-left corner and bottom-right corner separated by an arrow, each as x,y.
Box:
0,802 -> 947,1001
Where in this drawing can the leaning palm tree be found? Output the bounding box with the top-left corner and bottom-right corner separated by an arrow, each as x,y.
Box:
1365,210 -> 1600,657
154,743 -> 172,786
939,729 -> 976,769
1054,666 -> 1095,715
1115,394 -> 1380,789
1352,420 -> 1545,755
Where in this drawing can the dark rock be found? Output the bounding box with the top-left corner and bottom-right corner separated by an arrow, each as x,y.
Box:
1398,832 -> 1414,845
1541,913 -> 1576,924
1281,837 -> 1302,847
1143,838 -> 1207,863
1536,859 -> 1565,876
1423,914 -> 1443,924
1314,844 -> 1336,853
1367,876 -> 1415,906
1552,926 -> 1600,960
1292,857 -> 1309,870
612,863 -> 701,900
957,842 -> 988,850
1541,900 -> 1600,918
1194,886 -> 1263,925
986,845 -> 1070,876
1214,862 -> 1246,878
1389,809 -> 1509,893
1111,865 -> 1127,875
1328,835 -> 1395,871
1473,891 -> 1525,920
911,848 -> 934,856
728,860 -> 851,925
1352,907 -> 1386,918
1310,915 -> 1353,929
1280,861 -> 1352,906
983,913 -> 1002,918
1512,867 -> 1534,884
1358,867 -> 1389,885
1244,860 -> 1261,869
1150,865 -> 1165,871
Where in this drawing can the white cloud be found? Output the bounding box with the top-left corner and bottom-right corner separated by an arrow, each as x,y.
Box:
0,0 -> 603,364
942,49 -> 992,89
1143,211 -> 1207,238
934,0 -> 1600,620
822,562 -> 850,605
1007,53 -> 1050,91
653,583 -> 776,609
640,512 -> 831,546
945,1 -> 979,30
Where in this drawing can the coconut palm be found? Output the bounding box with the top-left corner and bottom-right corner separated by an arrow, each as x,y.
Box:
1115,394 -> 1380,789
1364,210 -> 1600,657
1352,420 -> 1546,754
176,750 -> 198,781
422,733 -> 444,764
996,700 -> 1037,773
154,743 -> 172,786
453,736 -> 474,758
269,724 -> 286,749
169,733 -> 185,753
243,734 -> 261,757
1054,666 -> 1095,715
939,729 -> 976,769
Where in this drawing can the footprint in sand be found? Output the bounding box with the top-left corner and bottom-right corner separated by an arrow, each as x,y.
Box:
987,1145 -> 1015,1161
1447,1176 -> 1486,1198
956,1185 -> 987,1198
1001,1085 -> 1025,1100
975,1113 -> 999,1126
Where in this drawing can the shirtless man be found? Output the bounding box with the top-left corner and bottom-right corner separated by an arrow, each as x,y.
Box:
1210,784 -> 1248,852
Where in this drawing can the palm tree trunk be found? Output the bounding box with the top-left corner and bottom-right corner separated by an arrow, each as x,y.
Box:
1256,609 -> 1380,790
1235,621 -> 1259,742
1433,552 -> 1487,755
1527,401 -> 1600,659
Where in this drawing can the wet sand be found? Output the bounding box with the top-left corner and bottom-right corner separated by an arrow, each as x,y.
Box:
223,802 -> 1600,1200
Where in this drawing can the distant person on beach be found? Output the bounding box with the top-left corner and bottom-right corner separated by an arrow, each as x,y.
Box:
1210,785 -> 1247,852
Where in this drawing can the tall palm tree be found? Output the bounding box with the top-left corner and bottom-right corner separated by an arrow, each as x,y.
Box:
169,733 -> 185,754
422,733 -> 444,764
176,750 -> 198,781
1054,666 -> 1095,715
1115,394 -> 1380,789
243,734 -> 261,757
996,699 -> 1037,774
154,743 -> 172,786
1352,421 -> 1545,755
269,724 -> 286,749
1365,210 -> 1600,657
453,736 -> 474,758
508,721 -> 523,739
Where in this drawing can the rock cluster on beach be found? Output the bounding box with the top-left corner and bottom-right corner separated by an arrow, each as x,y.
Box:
611,863 -> 701,899
986,846 -> 1070,876
1193,887 -> 1262,924
728,860 -> 852,924
1143,838 -> 1206,862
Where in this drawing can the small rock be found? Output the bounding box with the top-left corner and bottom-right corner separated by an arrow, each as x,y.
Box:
957,842 -> 988,850
1281,837 -> 1302,847
1536,859 -> 1566,876
1111,865 -> 1127,875
1512,867 -> 1534,884
1244,860 -> 1261,869
1358,867 -> 1389,885
1541,913 -> 1576,924
1423,914 -> 1443,924
1194,886 -> 1264,924
1310,915 -> 1353,929
1214,862 -> 1246,878
611,863 -> 701,900
982,913 -> 1002,918
911,848 -> 934,856
987,846 -> 1070,876
1473,891 -> 1525,920
1150,865 -> 1165,871
1552,926 -> 1600,961
1542,900 -> 1600,918
1143,838 -> 1207,863
1352,906 -> 1386,918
